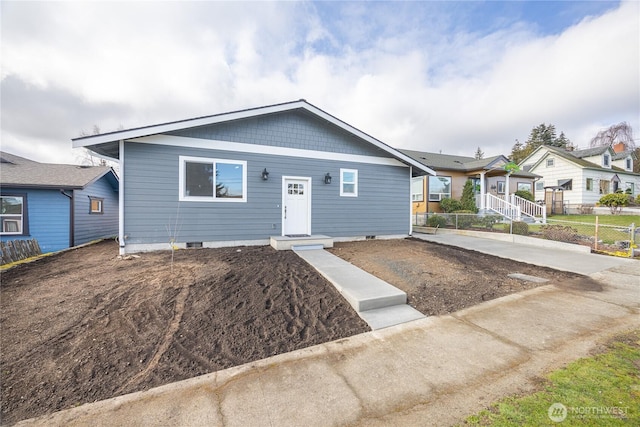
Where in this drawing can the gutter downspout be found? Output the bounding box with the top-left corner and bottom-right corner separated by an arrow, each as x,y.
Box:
118,140 -> 125,256
59,189 -> 74,247
409,167 -> 413,236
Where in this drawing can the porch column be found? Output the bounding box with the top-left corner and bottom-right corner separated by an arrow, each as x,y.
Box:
118,139 -> 125,256
480,171 -> 486,210
505,172 -> 510,202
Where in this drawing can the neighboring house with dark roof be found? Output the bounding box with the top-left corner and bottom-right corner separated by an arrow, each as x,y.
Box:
519,145 -> 640,209
400,149 -> 540,216
72,100 -> 435,255
0,151 -> 119,253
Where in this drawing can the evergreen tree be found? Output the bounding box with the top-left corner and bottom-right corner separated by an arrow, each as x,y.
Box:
511,123 -> 573,163
474,146 -> 484,160
461,180 -> 478,213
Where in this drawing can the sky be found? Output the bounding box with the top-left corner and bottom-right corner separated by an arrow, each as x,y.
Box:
1,0 -> 638,165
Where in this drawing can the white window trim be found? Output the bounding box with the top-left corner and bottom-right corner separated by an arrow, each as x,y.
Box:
411,177 -> 424,202
0,195 -> 24,235
179,155 -> 247,202
340,168 -> 358,197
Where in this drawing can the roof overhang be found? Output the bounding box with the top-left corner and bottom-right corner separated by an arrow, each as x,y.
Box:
72,100 -> 436,176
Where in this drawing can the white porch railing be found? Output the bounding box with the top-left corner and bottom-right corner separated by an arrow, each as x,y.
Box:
484,194 -> 546,223
485,193 -> 521,221
510,194 -> 546,223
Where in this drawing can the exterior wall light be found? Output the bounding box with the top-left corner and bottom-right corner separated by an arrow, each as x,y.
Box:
324,173 -> 332,184
261,168 -> 269,180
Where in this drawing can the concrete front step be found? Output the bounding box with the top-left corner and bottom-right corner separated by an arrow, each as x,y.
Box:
359,305 -> 425,330
293,249 -> 408,313
270,235 -> 333,250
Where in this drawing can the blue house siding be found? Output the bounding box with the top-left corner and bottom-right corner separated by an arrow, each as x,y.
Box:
0,188 -> 70,253
74,176 -> 119,245
168,111 -> 387,158
122,141 -> 410,247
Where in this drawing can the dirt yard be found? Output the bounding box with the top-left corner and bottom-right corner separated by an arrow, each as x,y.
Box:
0,238 -> 594,424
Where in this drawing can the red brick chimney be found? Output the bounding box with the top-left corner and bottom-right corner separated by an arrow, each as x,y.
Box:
612,142 -> 626,153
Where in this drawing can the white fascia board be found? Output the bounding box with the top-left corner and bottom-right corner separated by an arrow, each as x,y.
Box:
71,100 -> 435,175
130,134 -> 408,167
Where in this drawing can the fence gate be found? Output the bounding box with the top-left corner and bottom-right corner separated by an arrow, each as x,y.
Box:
545,188 -> 564,215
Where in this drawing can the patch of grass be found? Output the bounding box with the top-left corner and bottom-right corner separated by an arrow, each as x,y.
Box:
546,215 -> 640,227
462,330 -> 640,426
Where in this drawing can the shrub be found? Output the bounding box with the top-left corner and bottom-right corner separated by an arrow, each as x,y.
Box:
514,190 -> 534,202
598,193 -> 629,214
479,214 -> 502,230
440,198 -> 463,213
460,180 -> 478,213
540,224 -> 580,243
427,214 -> 447,228
504,221 -> 529,235
452,210 -> 475,229
636,194 -> 640,205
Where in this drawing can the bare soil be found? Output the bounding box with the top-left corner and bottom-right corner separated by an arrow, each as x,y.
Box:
0,237 -> 594,424
328,238 -> 600,316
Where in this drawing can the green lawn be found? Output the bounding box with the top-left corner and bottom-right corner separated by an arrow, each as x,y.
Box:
463,330 -> 640,426
545,215 -> 640,226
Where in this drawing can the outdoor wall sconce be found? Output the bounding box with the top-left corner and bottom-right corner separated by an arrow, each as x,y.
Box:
324,173 -> 332,184
490,185 -> 497,190
261,168 -> 269,181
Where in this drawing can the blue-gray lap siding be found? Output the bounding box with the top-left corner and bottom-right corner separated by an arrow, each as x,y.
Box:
123,142 -> 411,246
73,176 -> 119,245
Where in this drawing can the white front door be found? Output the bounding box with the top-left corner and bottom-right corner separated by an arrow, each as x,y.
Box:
283,177 -> 311,236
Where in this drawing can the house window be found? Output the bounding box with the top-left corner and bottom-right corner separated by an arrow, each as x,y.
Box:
89,197 -> 104,214
428,176 -> 451,201
558,179 -> 572,191
586,178 -> 593,191
179,156 -> 247,202
517,182 -> 532,193
535,181 -> 544,191
603,154 -> 610,167
340,169 -> 358,197
1,195 -> 27,235
599,180 -> 610,194
624,182 -> 634,195
626,158 -> 632,170
411,177 -> 424,202
546,158 -> 554,167
497,181 -> 506,194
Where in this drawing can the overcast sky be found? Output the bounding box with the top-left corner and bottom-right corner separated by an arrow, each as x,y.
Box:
1,1 -> 638,165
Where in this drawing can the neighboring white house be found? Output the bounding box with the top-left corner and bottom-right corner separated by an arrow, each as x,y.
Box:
520,144 -> 640,209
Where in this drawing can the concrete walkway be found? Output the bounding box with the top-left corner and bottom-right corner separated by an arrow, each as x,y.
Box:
16,234 -> 639,427
294,248 -> 425,330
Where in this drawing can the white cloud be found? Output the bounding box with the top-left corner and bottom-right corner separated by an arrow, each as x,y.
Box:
1,0 -> 637,165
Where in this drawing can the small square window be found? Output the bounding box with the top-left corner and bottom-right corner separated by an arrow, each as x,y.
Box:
340,169 -> 358,197
90,198 -> 104,214
546,158 -> 554,167
535,181 -> 544,191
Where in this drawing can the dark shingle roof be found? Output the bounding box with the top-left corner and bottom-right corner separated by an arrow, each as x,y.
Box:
0,151 -> 118,189
399,149 -> 539,178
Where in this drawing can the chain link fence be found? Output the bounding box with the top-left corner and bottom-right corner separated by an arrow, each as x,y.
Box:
413,213 -> 638,258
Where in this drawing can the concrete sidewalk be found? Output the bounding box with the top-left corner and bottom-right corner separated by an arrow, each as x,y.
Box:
16,236 -> 639,427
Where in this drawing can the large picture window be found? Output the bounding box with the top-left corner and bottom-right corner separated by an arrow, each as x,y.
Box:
340,169 -> 358,197
411,177 -> 424,202
1,195 -> 26,235
179,156 -> 247,202
428,176 -> 451,201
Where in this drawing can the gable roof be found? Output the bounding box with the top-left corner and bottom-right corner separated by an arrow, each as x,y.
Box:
0,151 -> 119,190
525,145 -> 640,176
399,149 -> 539,178
71,99 -> 435,176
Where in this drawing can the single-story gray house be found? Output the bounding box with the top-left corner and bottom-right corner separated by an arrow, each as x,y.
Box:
72,100 -> 435,254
